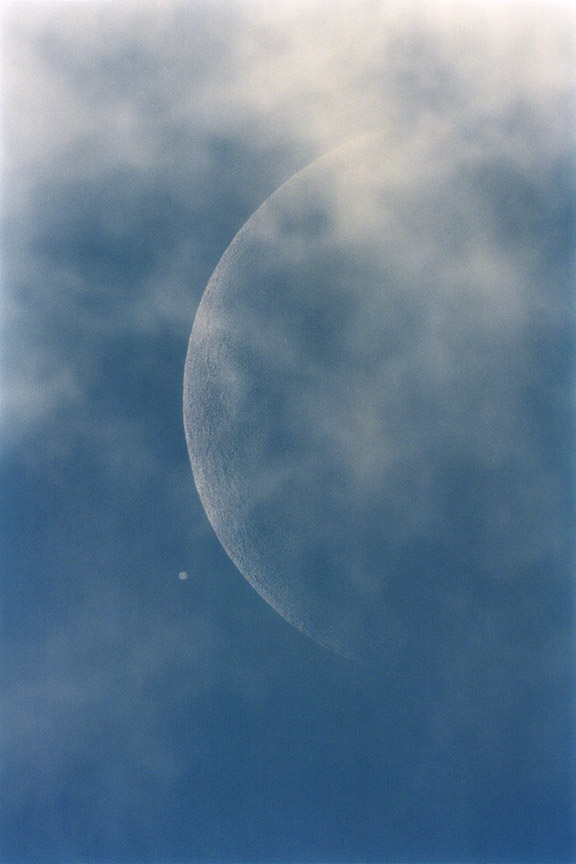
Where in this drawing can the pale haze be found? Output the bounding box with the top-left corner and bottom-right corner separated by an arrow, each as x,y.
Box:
2,2 -> 575,862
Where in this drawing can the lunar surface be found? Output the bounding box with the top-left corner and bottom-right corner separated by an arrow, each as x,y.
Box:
184,133 -> 567,665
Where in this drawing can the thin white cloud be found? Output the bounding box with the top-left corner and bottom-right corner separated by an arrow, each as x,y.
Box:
3,1 -> 573,447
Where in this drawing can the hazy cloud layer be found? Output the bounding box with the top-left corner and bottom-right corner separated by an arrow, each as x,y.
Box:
3,1 -> 573,441
2,2 -> 575,861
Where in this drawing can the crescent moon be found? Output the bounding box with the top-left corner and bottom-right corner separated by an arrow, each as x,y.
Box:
184,132 -> 545,667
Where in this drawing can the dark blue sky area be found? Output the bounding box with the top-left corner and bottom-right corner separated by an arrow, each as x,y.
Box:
1,3 -> 575,863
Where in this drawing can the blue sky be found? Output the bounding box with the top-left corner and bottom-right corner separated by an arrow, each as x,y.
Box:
1,2 -> 575,862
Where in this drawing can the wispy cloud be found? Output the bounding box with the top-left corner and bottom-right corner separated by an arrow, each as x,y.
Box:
2,3 -> 574,857
3,0 -> 573,446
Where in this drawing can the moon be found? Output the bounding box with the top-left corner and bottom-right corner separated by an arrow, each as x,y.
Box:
184,133 -> 558,665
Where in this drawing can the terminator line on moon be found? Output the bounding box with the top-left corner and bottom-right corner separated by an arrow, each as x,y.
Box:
183,132 -> 554,666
